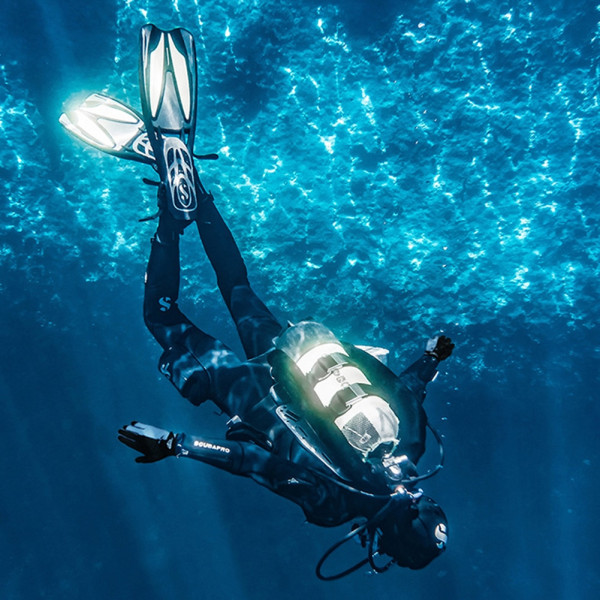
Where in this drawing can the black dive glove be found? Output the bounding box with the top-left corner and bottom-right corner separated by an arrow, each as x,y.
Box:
118,421 -> 178,463
425,335 -> 455,361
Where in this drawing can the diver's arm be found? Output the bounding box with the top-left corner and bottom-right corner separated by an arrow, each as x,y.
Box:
118,422 -> 374,526
118,422 -> 309,483
175,433 -> 258,474
400,354 -> 439,386
398,336 -> 454,402
176,432 -> 314,485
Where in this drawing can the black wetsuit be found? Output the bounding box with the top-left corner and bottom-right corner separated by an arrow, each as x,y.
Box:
143,198 -> 441,527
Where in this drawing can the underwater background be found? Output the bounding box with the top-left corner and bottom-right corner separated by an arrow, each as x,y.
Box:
1,0 -> 599,598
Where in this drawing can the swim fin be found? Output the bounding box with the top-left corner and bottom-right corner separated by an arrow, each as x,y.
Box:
139,24 -> 203,221
59,93 -> 154,164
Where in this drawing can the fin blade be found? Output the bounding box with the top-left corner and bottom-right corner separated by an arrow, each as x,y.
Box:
148,31 -> 166,120
140,26 -> 197,137
60,93 -> 154,164
168,34 -> 192,123
60,111 -> 114,150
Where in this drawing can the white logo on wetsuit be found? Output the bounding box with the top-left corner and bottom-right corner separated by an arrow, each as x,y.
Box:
160,362 -> 172,378
193,440 -> 231,453
159,297 -> 172,311
434,523 -> 448,549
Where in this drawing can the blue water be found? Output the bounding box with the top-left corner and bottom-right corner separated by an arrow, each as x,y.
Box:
1,0 -> 598,598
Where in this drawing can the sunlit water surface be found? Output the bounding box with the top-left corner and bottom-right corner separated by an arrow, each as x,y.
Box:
1,1 -> 598,599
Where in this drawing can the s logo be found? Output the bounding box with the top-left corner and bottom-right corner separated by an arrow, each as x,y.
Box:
159,297 -> 172,312
434,523 -> 448,549
160,362 -> 172,379
177,179 -> 191,207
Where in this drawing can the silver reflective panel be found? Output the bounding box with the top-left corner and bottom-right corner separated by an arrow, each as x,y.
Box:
168,35 -> 191,121
149,33 -> 166,119
313,366 -> 371,407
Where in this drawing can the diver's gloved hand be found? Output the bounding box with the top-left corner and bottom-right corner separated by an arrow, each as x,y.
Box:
425,336 -> 455,361
118,421 -> 178,463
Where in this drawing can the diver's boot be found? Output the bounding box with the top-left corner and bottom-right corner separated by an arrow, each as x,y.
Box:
153,185 -> 195,244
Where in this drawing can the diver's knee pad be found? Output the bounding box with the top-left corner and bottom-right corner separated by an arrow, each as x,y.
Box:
158,343 -> 210,405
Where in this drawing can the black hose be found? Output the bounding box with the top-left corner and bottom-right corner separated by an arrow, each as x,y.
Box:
316,495 -> 401,580
367,533 -> 395,574
398,421 -> 445,486
315,524 -> 371,581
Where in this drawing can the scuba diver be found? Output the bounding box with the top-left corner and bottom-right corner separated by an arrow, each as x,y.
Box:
60,24 -> 454,579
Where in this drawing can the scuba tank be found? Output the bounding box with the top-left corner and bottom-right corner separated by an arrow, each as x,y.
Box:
269,321 -> 405,492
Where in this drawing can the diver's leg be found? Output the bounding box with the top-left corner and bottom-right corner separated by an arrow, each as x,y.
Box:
195,197 -> 283,358
142,216 -> 194,351
143,212 -> 247,408
143,211 -> 269,415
